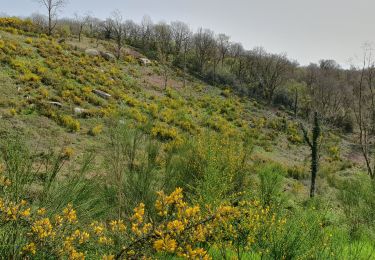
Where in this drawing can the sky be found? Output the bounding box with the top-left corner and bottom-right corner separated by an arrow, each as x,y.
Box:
1,0 -> 374,67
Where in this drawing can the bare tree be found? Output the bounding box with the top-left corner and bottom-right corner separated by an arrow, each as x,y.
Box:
31,13 -> 47,32
353,45 -> 375,179
101,19 -> 113,40
217,33 -> 230,66
171,21 -> 191,87
210,40 -> 221,85
154,22 -> 173,89
140,15 -> 153,50
73,13 -> 89,42
250,48 -> 293,104
36,0 -> 67,35
86,16 -> 102,46
229,43 -> 246,82
193,28 -> 216,74
108,10 -> 126,59
171,21 -> 190,55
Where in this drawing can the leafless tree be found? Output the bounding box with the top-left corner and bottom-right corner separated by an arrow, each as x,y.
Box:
140,15 -> 153,50
353,45 -> 375,179
123,20 -> 138,45
73,13 -> 89,42
171,21 -> 191,55
193,28 -> 216,74
228,43 -> 246,81
154,22 -> 173,89
217,33 -> 230,66
171,21 -> 191,87
250,47 -> 293,104
302,60 -> 351,123
36,0 -> 67,35
85,16 -> 102,45
109,10 -> 126,59
30,13 -> 47,32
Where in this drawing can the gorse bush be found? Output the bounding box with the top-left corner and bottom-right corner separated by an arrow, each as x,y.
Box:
89,124 -> 103,136
58,115 -> 80,132
257,164 -> 285,207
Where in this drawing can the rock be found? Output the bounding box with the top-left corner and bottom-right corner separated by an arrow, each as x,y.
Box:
74,107 -> 86,115
100,51 -> 116,61
93,89 -> 111,99
47,101 -> 63,107
85,49 -> 100,57
139,58 -> 151,66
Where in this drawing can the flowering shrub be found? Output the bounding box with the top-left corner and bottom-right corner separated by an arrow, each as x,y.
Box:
0,163 -> 282,260
0,17 -> 35,32
89,125 -> 104,136
151,122 -> 182,142
7,186 -> 284,259
126,107 -> 148,123
327,145 -> 340,162
287,123 -> 303,144
58,115 -> 80,132
62,147 -> 75,159
19,72 -> 41,84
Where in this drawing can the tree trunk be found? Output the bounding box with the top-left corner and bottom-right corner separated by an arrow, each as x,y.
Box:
164,66 -> 168,90
294,89 -> 298,117
310,112 -> 320,197
302,112 -> 321,198
48,10 -> 52,35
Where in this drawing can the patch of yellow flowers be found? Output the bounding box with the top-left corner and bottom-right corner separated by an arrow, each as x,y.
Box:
0,170 -> 282,260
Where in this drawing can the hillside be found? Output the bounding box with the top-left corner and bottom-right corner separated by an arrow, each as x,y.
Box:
0,19 -> 373,260
0,25 -> 362,182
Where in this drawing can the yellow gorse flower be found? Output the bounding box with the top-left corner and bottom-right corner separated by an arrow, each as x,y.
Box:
63,204 -> 77,223
22,242 -> 36,255
153,234 -> 177,253
31,218 -> 55,239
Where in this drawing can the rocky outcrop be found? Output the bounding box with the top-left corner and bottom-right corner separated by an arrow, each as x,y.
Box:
85,49 -> 100,57
93,89 -> 111,99
100,51 -> 116,61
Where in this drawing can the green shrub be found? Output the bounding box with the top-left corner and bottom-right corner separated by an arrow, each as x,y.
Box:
58,115 -> 80,132
257,164 -> 285,206
287,165 -> 308,180
338,176 -> 375,239
88,125 -> 103,136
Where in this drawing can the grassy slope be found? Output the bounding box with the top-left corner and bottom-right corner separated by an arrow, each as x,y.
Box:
0,28 -> 365,203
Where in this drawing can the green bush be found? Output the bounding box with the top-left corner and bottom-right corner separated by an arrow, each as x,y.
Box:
257,164 -> 285,206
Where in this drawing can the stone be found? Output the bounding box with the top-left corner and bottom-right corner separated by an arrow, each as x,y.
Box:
139,58 -> 152,66
100,51 -> 116,61
47,101 -> 63,107
74,107 -> 86,115
93,89 -> 111,99
85,48 -> 100,57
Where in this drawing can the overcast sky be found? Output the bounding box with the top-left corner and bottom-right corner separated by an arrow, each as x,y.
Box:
2,0 -> 374,67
